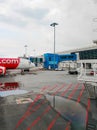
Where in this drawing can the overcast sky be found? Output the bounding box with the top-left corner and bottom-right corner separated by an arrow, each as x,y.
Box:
0,0 -> 97,57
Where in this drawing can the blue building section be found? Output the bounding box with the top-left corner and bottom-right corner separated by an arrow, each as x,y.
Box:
59,53 -> 77,62
44,53 -> 59,69
43,53 -> 77,69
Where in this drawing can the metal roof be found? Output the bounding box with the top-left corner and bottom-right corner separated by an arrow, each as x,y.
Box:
58,45 -> 97,54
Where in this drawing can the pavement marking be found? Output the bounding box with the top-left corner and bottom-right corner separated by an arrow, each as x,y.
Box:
45,83 -> 80,130
46,83 -> 88,130
27,106 -> 51,130
14,85 -> 49,130
65,122 -> 71,130
41,85 -> 50,92
77,84 -> 85,103
15,83 -> 64,129
14,83 -> 66,130
27,84 -> 50,111
52,84 -> 66,96
14,98 -> 47,130
61,84 -> 72,97
47,113 -> 60,130
14,83 -> 87,130
67,83 -> 80,100
86,98 -> 91,127
27,94 -> 42,111
46,83 -> 82,130
16,98 -> 33,104
48,84 -> 58,91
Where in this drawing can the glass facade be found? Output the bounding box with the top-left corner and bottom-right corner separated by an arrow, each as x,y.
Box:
79,49 -> 97,59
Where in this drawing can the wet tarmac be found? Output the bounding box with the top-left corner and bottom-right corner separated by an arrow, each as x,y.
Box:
0,70 -> 97,130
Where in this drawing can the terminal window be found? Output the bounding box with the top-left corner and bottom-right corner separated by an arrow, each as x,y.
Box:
79,49 -> 97,59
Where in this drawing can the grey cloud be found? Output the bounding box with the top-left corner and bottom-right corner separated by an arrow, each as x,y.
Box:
15,7 -> 49,20
0,14 -> 27,27
0,0 -> 6,3
93,0 -> 97,4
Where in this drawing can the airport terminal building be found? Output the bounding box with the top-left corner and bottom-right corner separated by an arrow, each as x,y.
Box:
59,45 -> 97,60
29,45 -> 97,70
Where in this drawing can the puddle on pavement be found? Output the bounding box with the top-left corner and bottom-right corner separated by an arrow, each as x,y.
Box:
0,82 -> 27,97
0,82 -> 20,91
0,82 -> 87,130
46,94 -> 86,130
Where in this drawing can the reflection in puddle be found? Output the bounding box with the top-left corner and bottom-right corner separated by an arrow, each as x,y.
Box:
0,82 -> 19,91
0,82 -> 27,97
46,94 -> 86,130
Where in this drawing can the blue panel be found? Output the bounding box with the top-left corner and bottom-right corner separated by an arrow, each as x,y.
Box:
43,53 -> 59,69
59,54 -> 77,62
43,53 -> 77,69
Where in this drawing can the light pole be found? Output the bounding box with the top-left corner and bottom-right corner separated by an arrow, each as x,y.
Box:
93,18 -> 97,45
24,45 -> 27,57
50,22 -> 58,70
33,49 -> 36,57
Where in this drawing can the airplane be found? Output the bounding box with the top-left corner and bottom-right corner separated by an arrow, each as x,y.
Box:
0,57 -> 35,75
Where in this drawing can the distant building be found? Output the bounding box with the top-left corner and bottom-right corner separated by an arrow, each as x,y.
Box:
58,45 -> 97,60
